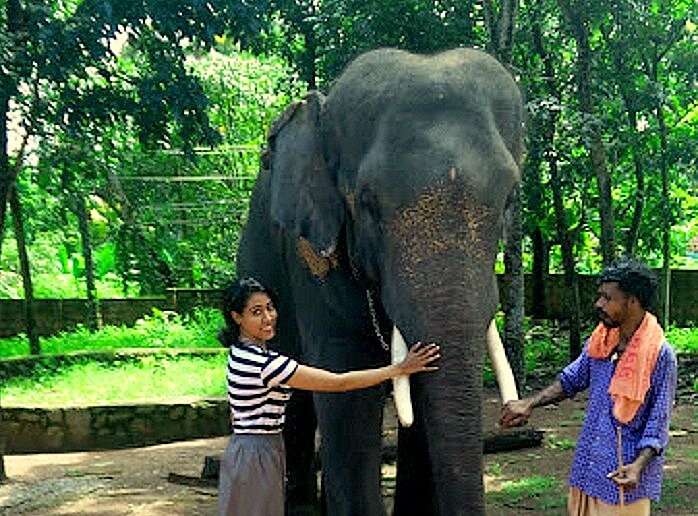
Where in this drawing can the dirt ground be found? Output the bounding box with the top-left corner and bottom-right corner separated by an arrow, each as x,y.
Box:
2,390 -> 696,515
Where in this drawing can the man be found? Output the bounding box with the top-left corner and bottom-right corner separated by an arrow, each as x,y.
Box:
500,258 -> 677,515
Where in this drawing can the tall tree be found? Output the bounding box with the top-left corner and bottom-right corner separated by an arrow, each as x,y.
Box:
641,16 -> 688,327
603,0 -> 695,323
0,0 -> 270,262
0,405 -> 6,483
558,0 -> 616,266
0,0 -> 23,262
9,184 -> 39,354
518,0 -> 586,358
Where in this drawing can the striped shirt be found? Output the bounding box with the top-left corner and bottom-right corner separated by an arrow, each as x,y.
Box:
227,340 -> 299,434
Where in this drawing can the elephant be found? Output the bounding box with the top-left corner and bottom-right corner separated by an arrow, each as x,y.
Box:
235,47 -> 524,516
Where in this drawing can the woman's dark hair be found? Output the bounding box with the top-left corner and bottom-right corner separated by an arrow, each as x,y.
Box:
218,277 -> 276,347
598,257 -> 658,310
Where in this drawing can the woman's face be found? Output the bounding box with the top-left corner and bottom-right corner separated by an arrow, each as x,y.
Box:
232,292 -> 278,343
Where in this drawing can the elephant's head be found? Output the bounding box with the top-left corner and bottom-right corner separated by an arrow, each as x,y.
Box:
268,48 -> 524,514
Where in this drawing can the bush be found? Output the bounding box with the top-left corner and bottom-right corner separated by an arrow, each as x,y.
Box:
0,308 -> 223,358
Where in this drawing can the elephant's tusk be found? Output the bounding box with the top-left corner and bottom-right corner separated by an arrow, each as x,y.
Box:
487,320 -> 519,403
391,326 -> 414,427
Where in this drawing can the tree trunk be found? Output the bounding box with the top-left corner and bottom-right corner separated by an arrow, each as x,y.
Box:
531,226 -> 549,319
656,103 -> 671,327
622,108 -> 645,256
75,192 -> 100,330
531,17 -> 582,359
0,453 -> 6,483
552,172 -> 583,360
524,114 -> 549,320
0,0 -> 22,263
0,0 -> 17,476
0,411 -> 6,483
304,21 -> 317,90
483,0 -> 518,63
0,78 -> 10,263
9,186 -> 40,354
559,0 -> 616,266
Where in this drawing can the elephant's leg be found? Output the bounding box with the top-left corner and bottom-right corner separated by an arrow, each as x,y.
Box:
394,419 -> 437,515
284,389 -> 319,516
315,387 -> 385,516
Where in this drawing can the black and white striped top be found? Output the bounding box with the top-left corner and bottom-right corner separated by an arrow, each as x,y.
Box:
227,341 -> 299,434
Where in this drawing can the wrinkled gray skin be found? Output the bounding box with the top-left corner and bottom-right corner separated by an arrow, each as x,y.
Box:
236,48 -> 524,516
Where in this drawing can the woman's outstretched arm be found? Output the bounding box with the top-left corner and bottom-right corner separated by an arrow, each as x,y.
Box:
286,343 -> 439,392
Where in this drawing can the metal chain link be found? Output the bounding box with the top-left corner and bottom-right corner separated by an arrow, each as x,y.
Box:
365,289 -> 390,352
348,256 -> 390,352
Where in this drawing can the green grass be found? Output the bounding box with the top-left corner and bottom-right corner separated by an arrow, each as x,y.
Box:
546,435 -> 576,451
654,474 -> 698,513
0,308 -> 223,359
1,353 -> 227,407
487,475 -> 567,511
2,312 -> 695,405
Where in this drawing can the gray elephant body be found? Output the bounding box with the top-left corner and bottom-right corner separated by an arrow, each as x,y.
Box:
237,48 -> 524,515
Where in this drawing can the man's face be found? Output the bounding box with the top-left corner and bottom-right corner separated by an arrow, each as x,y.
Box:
594,282 -> 630,328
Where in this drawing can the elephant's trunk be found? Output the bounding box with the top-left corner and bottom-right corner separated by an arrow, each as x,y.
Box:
387,281 -> 491,515
416,322 -> 487,514
383,178 -> 503,515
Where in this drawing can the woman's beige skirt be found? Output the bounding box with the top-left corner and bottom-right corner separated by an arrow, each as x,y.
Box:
568,487 -> 650,516
218,433 -> 286,516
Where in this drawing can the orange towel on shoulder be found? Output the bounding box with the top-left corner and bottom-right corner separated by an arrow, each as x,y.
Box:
587,312 -> 664,424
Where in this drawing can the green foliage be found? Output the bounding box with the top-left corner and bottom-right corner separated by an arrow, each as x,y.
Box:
188,50 -> 305,146
0,0 -> 695,357
2,45 -> 306,295
101,50 -> 307,291
0,354 -> 227,407
485,317 -> 573,384
667,326 -> 698,354
0,308 -> 223,358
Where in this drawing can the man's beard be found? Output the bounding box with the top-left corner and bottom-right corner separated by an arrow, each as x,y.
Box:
597,309 -> 620,328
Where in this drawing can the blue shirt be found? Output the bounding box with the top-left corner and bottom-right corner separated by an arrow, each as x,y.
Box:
559,340 -> 677,504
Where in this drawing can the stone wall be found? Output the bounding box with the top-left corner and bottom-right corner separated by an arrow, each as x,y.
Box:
0,298 -> 172,337
4,399 -> 230,454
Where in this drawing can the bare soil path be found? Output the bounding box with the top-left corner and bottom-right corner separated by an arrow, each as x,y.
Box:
2,391 -> 696,515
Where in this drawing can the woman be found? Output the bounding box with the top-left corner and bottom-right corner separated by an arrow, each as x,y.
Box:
217,277 -> 440,516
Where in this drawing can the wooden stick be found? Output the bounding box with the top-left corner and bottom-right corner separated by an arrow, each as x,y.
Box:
616,426 -> 625,511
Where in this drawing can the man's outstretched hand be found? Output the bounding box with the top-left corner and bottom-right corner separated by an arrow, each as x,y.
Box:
499,399 -> 533,428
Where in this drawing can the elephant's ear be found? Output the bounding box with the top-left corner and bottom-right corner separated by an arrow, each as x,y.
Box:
269,91 -> 344,257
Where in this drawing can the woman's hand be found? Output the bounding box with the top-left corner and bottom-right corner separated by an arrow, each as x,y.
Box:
396,343 -> 440,375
